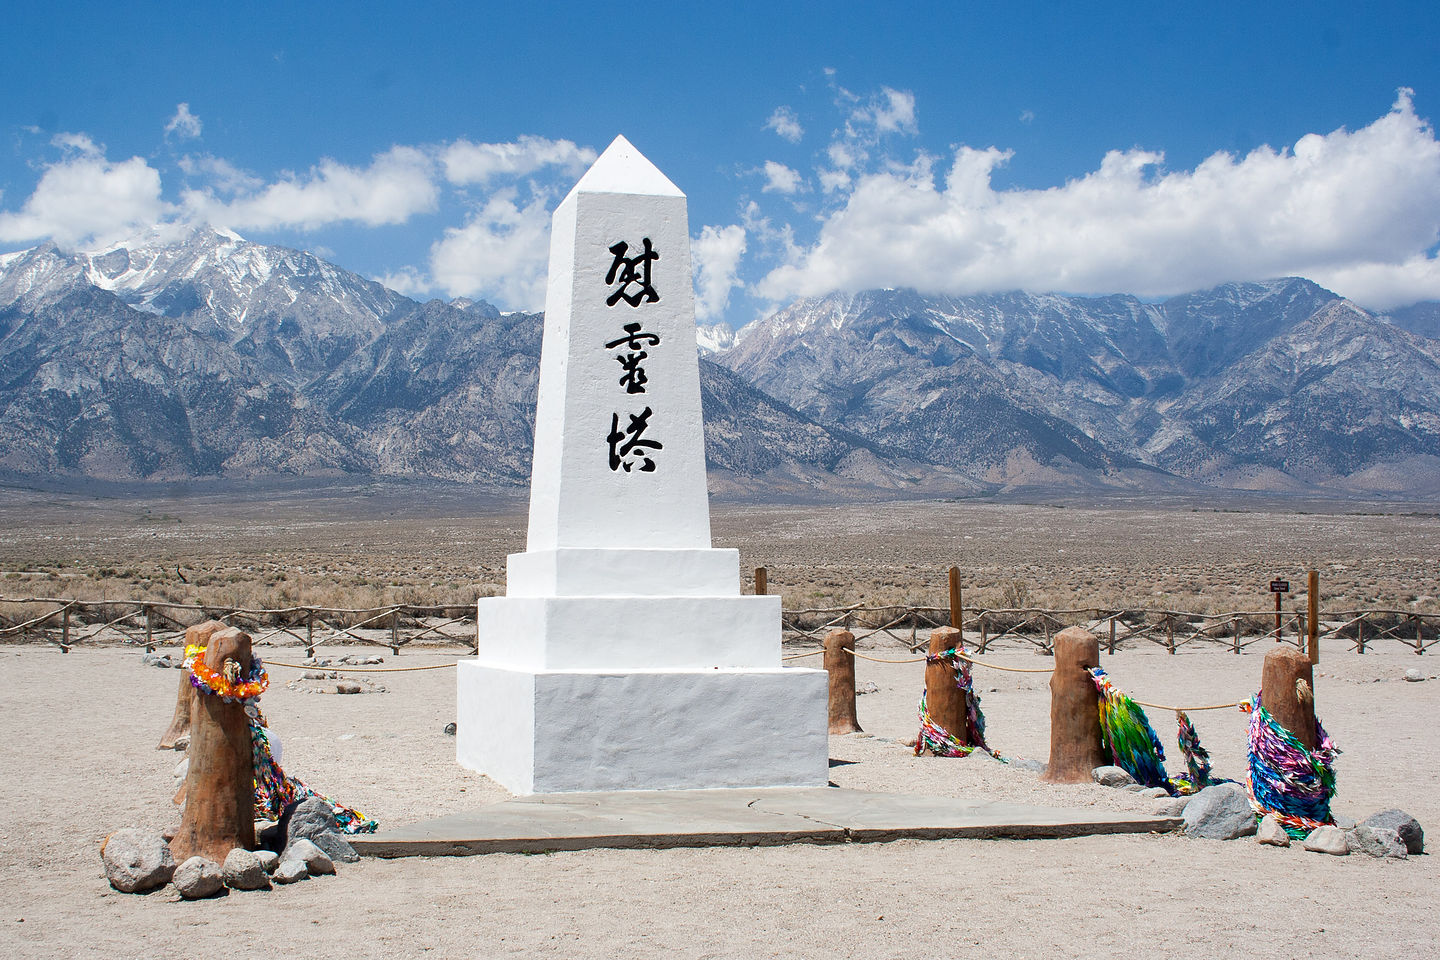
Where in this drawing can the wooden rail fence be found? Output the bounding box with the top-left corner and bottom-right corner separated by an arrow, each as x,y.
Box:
0,596 -> 1436,656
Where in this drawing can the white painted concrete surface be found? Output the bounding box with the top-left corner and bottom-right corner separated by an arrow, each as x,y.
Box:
457,136 -> 829,794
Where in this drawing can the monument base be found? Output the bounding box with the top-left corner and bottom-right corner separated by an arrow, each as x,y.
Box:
456,662 -> 829,794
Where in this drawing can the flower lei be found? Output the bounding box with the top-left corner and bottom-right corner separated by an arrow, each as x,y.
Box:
185,643 -> 269,704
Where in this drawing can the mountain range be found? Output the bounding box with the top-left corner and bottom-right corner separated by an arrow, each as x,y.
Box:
1,226 -> 1438,500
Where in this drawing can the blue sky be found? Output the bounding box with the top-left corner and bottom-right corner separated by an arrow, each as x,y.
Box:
3,1 -> 1440,325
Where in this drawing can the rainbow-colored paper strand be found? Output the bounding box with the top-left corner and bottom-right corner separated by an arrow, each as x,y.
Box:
1245,693 -> 1338,838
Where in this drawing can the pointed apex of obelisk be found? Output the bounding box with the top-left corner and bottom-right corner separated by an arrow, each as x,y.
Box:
567,135 -> 684,200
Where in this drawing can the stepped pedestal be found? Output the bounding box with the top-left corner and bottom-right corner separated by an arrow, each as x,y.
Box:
456,137 -> 827,794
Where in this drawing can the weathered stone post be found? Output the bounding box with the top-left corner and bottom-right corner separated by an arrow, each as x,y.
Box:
157,620 -> 228,750
1042,626 -> 1105,782
1260,646 -> 1317,750
824,629 -> 862,734
922,625 -> 968,750
170,626 -> 256,863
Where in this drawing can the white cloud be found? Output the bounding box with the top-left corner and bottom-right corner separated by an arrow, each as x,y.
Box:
764,107 -> 804,143
427,190 -> 552,310
176,154 -> 263,196
165,103 -> 202,140
0,145 -> 168,248
375,265 -> 431,298
759,90 -> 1440,310
850,87 -> 917,137
1019,109 -> 1035,126
1312,256 -> 1440,311
441,135 -> 595,185
761,161 -> 803,195
692,224 -> 747,321
184,145 -> 438,230
51,132 -> 102,156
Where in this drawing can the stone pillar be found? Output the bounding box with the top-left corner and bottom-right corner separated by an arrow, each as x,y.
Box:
824,629 -> 861,734
457,137 -> 828,793
1261,646 -> 1317,751
1042,626 -> 1105,782
922,625 -> 968,749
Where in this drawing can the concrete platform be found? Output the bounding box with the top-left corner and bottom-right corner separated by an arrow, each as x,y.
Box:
352,788 -> 1182,857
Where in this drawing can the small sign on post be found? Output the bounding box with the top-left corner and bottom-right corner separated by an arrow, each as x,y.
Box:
1269,579 -> 1290,641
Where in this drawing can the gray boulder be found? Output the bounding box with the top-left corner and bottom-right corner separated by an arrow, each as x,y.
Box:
1092,765 -> 1136,788
1182,784 -> 1258,840
254,849 -> 280,874
1009,757 -> 1046,775
1256,815 -> 1291,847
222,848 -> 271,890
280,837 -> 335,876
1139,786 -> 1171,799
1348,825 -> 1409,859
1362,809 -> 1424,854
100,828 -> 176,893
273,859 -> 309,884
310,829 -> 358,863
172,856 -> 224,899
287,796 -> 360,863
1404,668 -> 1424,682
1303,825 -> 1350,855
1155,797 -> 1190,818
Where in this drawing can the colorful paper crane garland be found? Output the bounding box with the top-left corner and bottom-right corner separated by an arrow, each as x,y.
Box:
914,647 -> 999,759
1246,693 -> 1339,838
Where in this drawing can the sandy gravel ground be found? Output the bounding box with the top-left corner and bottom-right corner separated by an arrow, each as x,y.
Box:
2,639 -> 1436,959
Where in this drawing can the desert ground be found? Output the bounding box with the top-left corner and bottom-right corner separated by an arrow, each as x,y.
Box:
0,483 -> 1437,615
1,487 -> 1438,958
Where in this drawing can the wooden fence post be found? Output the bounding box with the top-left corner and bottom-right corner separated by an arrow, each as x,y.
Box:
824,629 -> 862,734
1108,615 -> 1117,655
1232,616 -> 1241,655
306,609 -> 315,658
948,567 -> 962,629
170,627 -> 256,863
1042,626 -> 1105,783
1166,616 -> 1175,655
1260,646 -> 1317,751
754,567 -> 768,596
920,626 -> 968,751
60,606 -> 71,653
979,614 -> 989,654
1307,569 -> 1320,664
1356,617 -> 1365,654
144,604 -> 154,652
1416,615 -> 1424,656
159,620 -> 227,750
390,608 -> 401,655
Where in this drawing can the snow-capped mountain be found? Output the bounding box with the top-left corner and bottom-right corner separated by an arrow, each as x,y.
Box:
2,227 -> 1439,497
717,280 -> 1440,493
0,229 -> 916,492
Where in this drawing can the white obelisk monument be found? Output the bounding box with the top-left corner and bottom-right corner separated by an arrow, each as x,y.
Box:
456,136 -> 829,794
